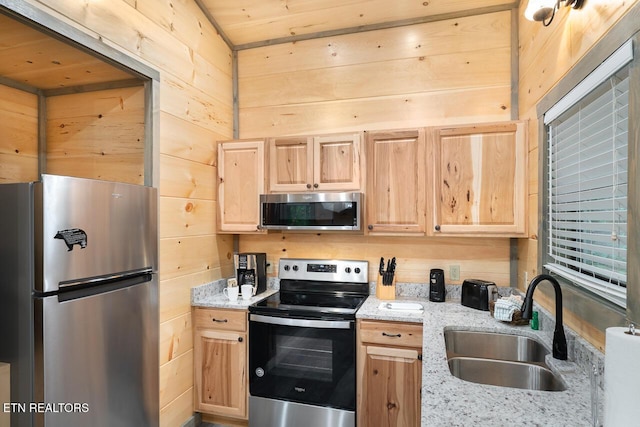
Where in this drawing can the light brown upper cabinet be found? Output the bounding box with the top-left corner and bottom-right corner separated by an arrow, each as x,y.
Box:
268,132 -> 362,192
429,121 -> 527,237
217,139 -> 266,233
365,129 -> 426,235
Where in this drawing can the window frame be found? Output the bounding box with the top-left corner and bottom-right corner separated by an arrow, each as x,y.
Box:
537,29 -> 640,322
543,50 -> 631,308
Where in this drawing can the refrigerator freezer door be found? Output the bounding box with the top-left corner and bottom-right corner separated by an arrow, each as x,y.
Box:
38,174 -> 157,293
35,276 -> 159,427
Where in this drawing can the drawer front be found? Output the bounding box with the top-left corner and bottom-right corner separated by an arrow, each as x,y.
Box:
358,320 -> 422,348
194,307 -> 247,332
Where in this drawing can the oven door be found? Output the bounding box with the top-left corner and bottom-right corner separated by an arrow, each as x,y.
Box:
249,314 -> 356,410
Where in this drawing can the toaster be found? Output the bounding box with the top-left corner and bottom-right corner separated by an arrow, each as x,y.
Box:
461,279 -> 498,311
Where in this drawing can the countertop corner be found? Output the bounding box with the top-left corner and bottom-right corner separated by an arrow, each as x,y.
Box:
191,279 -> 277,309
356,295 -> 425,323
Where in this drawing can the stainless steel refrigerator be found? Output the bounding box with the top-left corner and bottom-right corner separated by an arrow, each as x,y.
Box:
0,174 -> 159,427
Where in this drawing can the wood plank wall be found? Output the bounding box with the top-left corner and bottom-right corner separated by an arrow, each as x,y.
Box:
0,84 -> 38,182
517,0 -> 639,351
242,234 -> 510,286
0,84 -> 147,186
13,1 -> 235,425
237,11 -> 514,286
238,11 -> 513,136
46,86 -> 146,184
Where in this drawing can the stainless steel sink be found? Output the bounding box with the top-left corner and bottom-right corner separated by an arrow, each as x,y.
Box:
447,357 -> 566,391
443,330 -> 566,391
444,330 -> 549,363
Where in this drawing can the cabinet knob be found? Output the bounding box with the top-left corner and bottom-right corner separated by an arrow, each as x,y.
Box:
435,225 -> 441,232
368,225 -> 373,230
313,183 -> 319,188
212,318 -> 228,323
238,337 -> 243,343
306,183 -> 312,189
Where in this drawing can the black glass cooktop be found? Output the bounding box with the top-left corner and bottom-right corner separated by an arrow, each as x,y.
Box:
250,289 -> 367,319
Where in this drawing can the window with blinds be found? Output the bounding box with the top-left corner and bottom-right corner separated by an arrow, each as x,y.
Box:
543,41 -> 632,307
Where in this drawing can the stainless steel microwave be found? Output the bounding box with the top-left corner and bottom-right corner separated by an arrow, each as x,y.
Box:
260,192 -> 362,231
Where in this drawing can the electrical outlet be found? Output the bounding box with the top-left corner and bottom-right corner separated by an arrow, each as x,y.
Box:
450,265 -> 460,281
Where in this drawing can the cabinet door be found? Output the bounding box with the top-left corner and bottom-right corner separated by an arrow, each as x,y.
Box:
430,121 -> 527,236
365,129 -> 426,235
268,136 -> 313,192
313,133 -> 362,191
217,140 -> 265,233
359,345 -> 422,427
194,328 -> 247,419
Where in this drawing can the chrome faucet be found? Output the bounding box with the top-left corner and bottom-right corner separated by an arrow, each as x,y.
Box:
521,274 -> 568,360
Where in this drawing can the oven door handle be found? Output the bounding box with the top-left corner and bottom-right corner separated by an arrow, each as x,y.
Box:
250,314 -> 352,329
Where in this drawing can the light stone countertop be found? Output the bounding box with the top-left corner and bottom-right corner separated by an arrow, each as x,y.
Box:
190,278 -> 278,309
360,296 -> 599,427
193,281 -> 601,426
356,295 -> 426,323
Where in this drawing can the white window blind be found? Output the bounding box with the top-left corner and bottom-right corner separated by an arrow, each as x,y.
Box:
544,59 -> 630,307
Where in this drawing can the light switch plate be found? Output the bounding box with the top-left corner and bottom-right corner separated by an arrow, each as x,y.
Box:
450,265 -> 460,281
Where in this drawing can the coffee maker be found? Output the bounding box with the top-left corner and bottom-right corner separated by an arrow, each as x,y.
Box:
234,252 -> 267,295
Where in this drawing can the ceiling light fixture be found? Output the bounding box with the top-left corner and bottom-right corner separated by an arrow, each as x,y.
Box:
524,0 -> 584,26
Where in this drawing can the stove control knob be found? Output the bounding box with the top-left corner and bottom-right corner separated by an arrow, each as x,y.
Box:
283,265 -> 290,271
292,265 -> 299,272
354,267 -> 361,274
345,267 -> 351,274
256,367 -> 264,378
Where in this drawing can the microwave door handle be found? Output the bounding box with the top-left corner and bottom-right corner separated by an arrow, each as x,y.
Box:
249,314 -> 352,330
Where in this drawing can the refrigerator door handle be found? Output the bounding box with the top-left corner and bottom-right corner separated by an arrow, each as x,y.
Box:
58,267 -> 154,290
56,271 -> 154,303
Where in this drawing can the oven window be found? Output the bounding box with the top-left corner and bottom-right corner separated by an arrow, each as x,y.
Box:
273,335 -> 333,382
249,318 -> 356,410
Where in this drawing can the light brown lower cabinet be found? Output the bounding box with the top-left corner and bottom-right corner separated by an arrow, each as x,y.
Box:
193,307 -> 248,421
357,319 -> 423,427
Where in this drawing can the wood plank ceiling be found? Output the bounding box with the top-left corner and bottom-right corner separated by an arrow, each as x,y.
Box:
197,0 -> 519,48
0,12 -> 138,92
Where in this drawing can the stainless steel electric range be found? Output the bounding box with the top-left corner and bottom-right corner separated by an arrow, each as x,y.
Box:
248,258 -> 369,427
